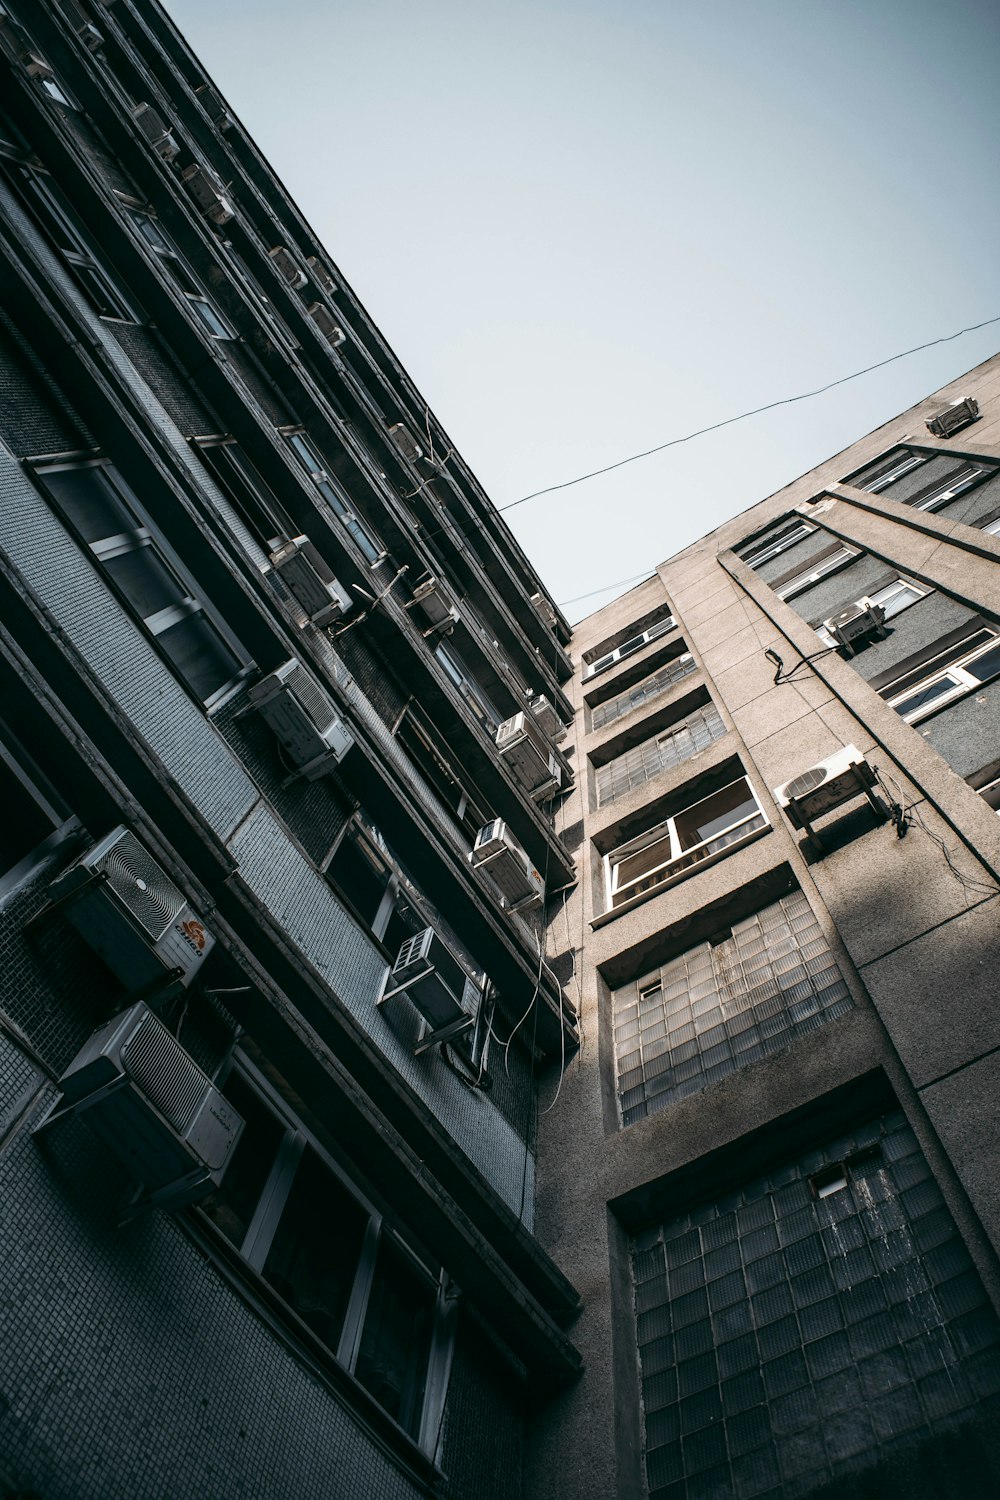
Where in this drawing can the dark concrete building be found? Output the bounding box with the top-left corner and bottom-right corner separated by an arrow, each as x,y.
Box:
2,6 -> 1000,1500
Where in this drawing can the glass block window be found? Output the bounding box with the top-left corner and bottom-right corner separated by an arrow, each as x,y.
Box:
614,891 -> 851,1125
631,1111 -> 1000,1500
591,653 -> 697,732
596,702 -> 726,808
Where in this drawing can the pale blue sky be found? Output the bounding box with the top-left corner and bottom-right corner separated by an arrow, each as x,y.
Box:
166,0 -> 1000,619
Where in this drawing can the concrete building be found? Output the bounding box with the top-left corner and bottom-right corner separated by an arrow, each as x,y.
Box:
2,5 -> 1000,1500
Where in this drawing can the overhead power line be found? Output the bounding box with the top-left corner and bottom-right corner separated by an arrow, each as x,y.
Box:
499,314 -> 1000,514
559,571 -> 654,607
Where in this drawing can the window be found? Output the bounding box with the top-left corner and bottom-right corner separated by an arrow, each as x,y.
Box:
590,652 -> 697,731
583,615 -> 676,679
980,515 -> 1000,537
395,709 -> 491,841
434,639 -> 502,735
773,544 -> 859,601
604,775 -> 767,910
846,447 -> 929,492
0,718 -> 77,899
737,518 -> 817,570
814,576 -> 928,646
36,460 -> 247,706
127,210 -> 231,338
613,890 -> 851,1125
905,462 -> 990,512
202,1061 -> 455,1450
285,432 -> 383,565
883,630 -> 1000,724
195,438 -> 295,552
595,701 -> 726,808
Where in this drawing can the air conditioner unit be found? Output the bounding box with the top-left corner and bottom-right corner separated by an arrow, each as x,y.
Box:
267,245 -> 308,290
132,102 -> 180,161
472,820 -> 544,910
530,591 -> 558,630
193,82 -> 233,131
529,694 -> 568,744
269,535 -> 352,626
65,1 -> 103,49
408,576 -> 459,635
387,423 -> 424,463
306,302 -> 346,347
38,1002 -> 244,1211
48,827 -> 215,993
180,162 -> 236,226
822,600 -> 886,649
384,927 -> 475,1051
305,256 -> 336,293
926,396 -> 979,439
248,658 -> 354,779
774,744 -> 879,830
496,712 -> 562,801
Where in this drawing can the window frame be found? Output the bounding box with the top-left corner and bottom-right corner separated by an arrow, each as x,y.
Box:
905,462 -> 991,513
884,632 -> 1000,724
285,431 -> 385,566
846,448 -> 929,493
737,519 -> 817,571
200,1054 -> 457,1455
773,544 -> 860,601
125,207 -> 233,339
813,575 -> 929,646
434,638 -> 502,735
583,615 -> 676,680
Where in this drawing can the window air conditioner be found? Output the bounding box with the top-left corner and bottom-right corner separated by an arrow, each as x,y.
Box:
132,102 -> 180,161
471,820 -> 544,911
773,744 -> 879,830
305,256 -> 336,293
47,826 -> 215,993
822,600 -> 886,649
530,591 -> 558,630
193,82 -> 233,131
306,302 -> 346,347
37,1002 -> 244,1212
926,396 -> 979,439
248,658 -> 354,779
408,576 -> 459,635
384,927 -> 475,1051
180,163 -> 235,225
267,245 -> 308,290
387,423 -> 424,464
496,712 -> 562,801
529,694 -> 568,744
269,535 -> 352,626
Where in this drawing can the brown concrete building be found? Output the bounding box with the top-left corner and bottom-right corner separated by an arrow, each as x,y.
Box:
533,356 -> 1000,1500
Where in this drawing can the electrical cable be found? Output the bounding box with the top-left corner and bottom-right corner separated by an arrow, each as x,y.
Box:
498,314 -> 1000,513
764,644 -> 843,684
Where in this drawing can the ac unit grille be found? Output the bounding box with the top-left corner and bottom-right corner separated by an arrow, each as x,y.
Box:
286,663 -> 336,729
120,1014 -> 206,1132
93,831 -> 185,941
394,928 -> 433,977
784,766 -> 829,801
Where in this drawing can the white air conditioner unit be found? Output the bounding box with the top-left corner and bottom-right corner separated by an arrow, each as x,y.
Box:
193,82 -> 233,131
472,820 -> 544,911
387,423 -> 424,463
132,102 -> 180,161
267,245 -> 308,290
822,600 -> 886,649
249,658 -> 354,779
384,927 -> 475,1052
269,535 -> 352,626
306,302 -> 346,347
774,744 -> 879,830
529,591 -> 558,630
305,256 -> 336,293
180,163 -> 235,225
926,396 -> 979,439
48,827 -> 215,993
496,712 -> 562,801
38,1002 -> 244,1211
529,694 -> 568,744
408,576 -> 459,635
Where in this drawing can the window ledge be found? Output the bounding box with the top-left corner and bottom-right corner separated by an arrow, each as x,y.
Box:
591,823 -> 772,929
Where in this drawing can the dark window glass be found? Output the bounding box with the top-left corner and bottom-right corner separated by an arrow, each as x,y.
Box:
157,614 -> 241,702
356,1237 -> 435,1437
41,466 -> 133,542
201,1075 -> 285,1248
103,544 -> 185,619
327,826 -> 392,927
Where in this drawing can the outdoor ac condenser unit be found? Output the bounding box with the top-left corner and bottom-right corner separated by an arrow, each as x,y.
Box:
267,245 -> 308,289
385,927 -> 475,1051
387,423 -> 424,463
305,256 -> 335,293
38,1002 -> 244,1210
249,658 -> 354,778
180,162 -> 235,225
472,820 -> 544,910
48,827 -> 215,993
193,82 -> 233,131
926,396 -> 979,439
495,712 -> 562,801
822,600 -> 886,649
774,744 -> 878,830
269,535 -> 352,626
132,102 -> 180,161
529,694 -> 568,744
530,591 -> 558,630
408,576 -> 459,635
306,302 -> 346,347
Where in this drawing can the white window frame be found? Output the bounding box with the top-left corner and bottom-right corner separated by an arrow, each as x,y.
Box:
774,545 -> 859,601
907,463 -> 989,512
583,615 -> 676,679
814,576 -> 928,646
852,450 -> 929,493
604,775 -> 767,909
981,515 -> 1000,537
885,632 -> 1000,724
739,520 -> 817,570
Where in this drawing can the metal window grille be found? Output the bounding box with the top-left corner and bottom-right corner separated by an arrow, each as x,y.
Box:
596,702 -> 726,807
591,653 -> 697,731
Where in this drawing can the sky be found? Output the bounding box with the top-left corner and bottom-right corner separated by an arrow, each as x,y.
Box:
165,0 -> 1000,620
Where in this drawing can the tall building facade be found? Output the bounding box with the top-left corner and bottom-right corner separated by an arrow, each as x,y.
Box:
1,6 -> 1000,1500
